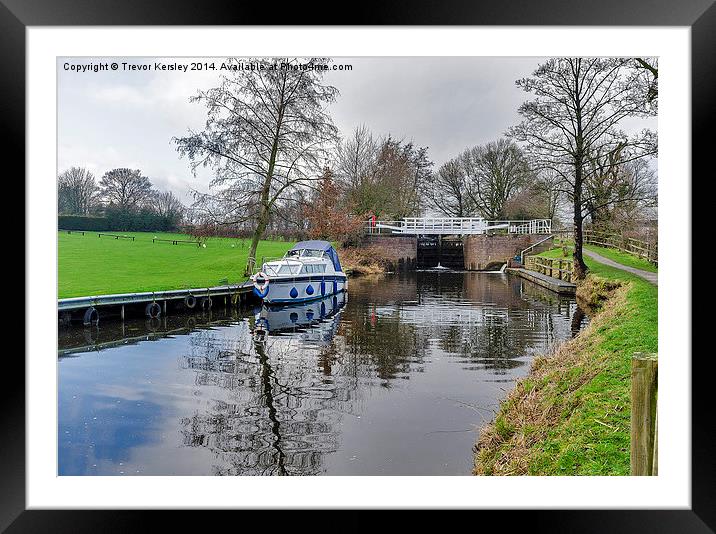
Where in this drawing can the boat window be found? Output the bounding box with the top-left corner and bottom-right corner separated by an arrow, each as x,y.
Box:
301,249 -> 323,258
278,265 -> 298,275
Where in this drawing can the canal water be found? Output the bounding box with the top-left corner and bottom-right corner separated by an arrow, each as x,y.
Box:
58,271 -> 586,476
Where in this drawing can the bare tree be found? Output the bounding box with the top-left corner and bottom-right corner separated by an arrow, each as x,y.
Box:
334,125 -> 378,192
461,138 -> 532,219
99,168 -> 155,212
153,190 -> 186,223
423,159 -> 472,217
175,57 -> 338,276
632,57 -> 658,113
423,139 -> 530,219
402,141 -> 433,216
370,137 -> 428,219
58,167 -> 99,215
509,58 -> 656,279
534,169 -> 563,223
584,148 -> 657,229
334,128 -> 431,220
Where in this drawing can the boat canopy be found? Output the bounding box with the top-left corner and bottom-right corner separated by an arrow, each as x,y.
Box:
289,240 -> 342,272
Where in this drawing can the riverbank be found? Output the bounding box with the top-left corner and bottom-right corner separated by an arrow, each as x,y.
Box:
338,244 -> 398,276
58,231 -> 292,298
473,254 -> 658,475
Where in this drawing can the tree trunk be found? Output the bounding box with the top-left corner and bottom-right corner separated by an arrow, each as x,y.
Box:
244,87 -> 288,275
573,213 -> 588,280
244,126 -> 281,277
571,81 -> 589,282
572,176 -> 589,280
244,205 -> 270,277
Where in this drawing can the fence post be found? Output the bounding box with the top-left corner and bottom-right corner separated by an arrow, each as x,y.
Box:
652,411 -> 658,476
631,352 -> 658,476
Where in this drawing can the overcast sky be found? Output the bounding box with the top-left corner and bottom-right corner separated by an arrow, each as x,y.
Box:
58,57 -> 654,204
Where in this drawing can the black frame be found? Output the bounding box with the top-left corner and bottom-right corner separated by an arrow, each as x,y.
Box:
5,0 -> 710,529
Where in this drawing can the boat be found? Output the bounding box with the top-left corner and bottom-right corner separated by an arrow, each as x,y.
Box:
250,240 -> 348,304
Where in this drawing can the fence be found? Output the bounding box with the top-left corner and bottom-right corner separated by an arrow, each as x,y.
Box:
365,217 -> 552,235
548,229 -> 658,265
524,255 -> 574,282
584,230 -> 658,265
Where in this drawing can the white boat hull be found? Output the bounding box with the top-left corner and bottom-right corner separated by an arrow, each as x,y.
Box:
254,274 -> 348,304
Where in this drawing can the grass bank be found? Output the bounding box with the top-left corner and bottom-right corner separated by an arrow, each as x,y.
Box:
58,231 -> 293,298
473,254 -> 658,475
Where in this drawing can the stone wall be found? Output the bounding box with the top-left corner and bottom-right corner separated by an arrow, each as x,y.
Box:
361,235 -> 417,271
464,234 -> 554,270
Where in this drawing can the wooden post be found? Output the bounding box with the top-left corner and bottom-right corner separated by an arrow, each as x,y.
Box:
652,411 -> 658,476
631,352 -> 658,476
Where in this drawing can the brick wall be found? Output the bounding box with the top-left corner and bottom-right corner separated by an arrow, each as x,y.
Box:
361,235 -> 417,271
464,235 -> 554,270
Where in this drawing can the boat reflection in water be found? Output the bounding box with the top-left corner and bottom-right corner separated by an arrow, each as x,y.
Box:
253,291 -> 347,343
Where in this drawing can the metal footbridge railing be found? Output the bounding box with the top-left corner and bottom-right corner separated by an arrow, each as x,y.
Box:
365,217 -> 552,236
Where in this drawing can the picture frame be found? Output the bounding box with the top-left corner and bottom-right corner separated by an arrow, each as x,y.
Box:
6,0 -> 709,527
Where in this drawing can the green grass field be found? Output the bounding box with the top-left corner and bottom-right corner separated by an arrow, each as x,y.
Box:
58,231 -> 293,298
475,253 -> 658,475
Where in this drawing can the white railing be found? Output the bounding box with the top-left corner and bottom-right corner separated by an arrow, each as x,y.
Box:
365,217 -> 551,235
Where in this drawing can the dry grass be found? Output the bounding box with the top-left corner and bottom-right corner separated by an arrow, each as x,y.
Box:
338,245 -> 393,276
473,276 -> 628,475
576,275 -> 623,310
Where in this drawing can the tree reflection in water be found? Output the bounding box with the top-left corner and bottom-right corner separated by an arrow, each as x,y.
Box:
178,298 -> 350,476
169,273 -> 586,475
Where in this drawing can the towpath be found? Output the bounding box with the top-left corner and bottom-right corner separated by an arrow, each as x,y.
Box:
583,249 -> 657,285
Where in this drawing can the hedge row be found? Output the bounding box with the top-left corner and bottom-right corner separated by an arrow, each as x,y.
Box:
58,215 -> 112,231
59,212 -> 179,232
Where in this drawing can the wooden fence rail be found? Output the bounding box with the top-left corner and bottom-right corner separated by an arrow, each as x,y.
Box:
631,352 -> 658,476
550,229 -> 658,265
524,255 -> 574,282
583,230 -> 658,266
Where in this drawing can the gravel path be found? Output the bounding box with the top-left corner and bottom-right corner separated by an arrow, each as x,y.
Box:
583,249 -> 657,285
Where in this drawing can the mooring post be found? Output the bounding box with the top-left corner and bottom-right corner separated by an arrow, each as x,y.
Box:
630,352 -> 658,476
163,300 -> 167,315
120,305 -> 125,321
